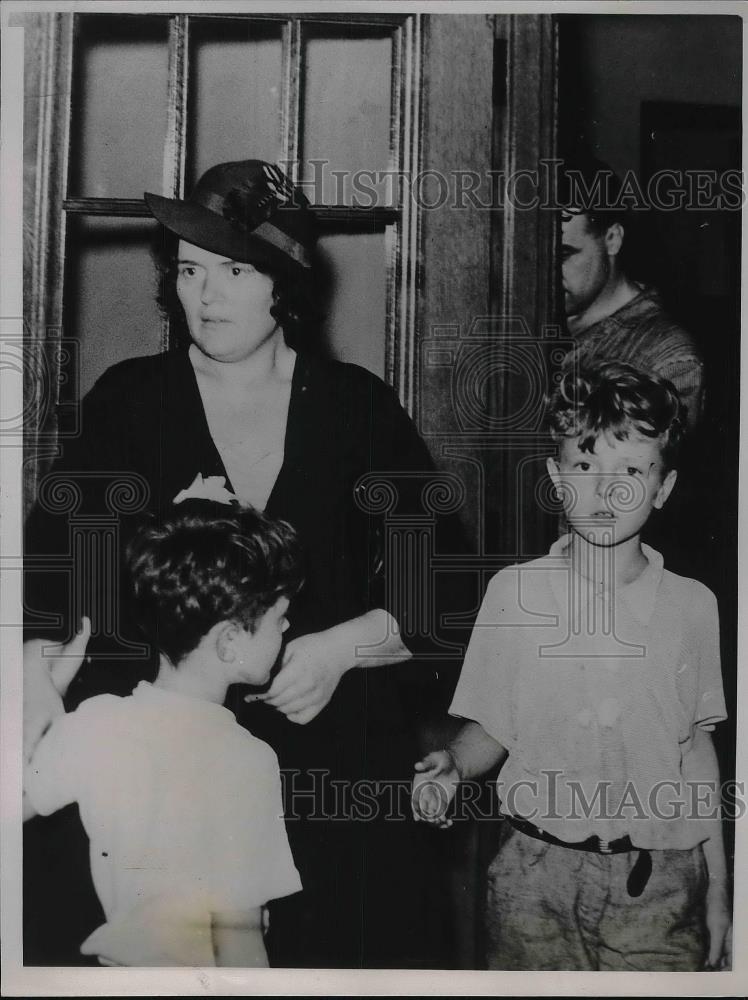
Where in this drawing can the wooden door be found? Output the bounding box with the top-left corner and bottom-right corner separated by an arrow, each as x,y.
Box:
19,14 -> 557,968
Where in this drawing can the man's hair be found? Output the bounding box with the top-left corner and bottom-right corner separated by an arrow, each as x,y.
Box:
558,156 -> 628,234
558,155 -> 646,277
547,361 -> 683,470
126,500 -> 303,665
152,231 -> 324,350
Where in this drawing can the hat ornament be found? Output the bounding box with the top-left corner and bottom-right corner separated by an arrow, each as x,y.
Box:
262,163 -> 296,205
222,164 -> 298,233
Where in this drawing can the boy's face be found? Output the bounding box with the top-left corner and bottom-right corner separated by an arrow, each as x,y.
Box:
232,596 -> 290,685
547,429 -> 677,548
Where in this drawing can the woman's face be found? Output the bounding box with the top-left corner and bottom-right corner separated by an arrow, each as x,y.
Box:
176,240 -> 279,363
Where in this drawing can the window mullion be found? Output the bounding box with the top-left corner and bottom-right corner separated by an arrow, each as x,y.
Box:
388,14 -> 423,415
38,13 -> 74,334
159,13 -> 190,350
280,18 -> 303,178
62,198 -> 149,216
385,23 -> 403,395
26,12 -> 75,507
163,13 -> 190,199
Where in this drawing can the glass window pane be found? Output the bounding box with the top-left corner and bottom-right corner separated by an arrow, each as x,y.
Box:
65,217 -> 164,398
303,32 -> 392,206
69,15 -> 169,199
187,18 -> 284,188
317,231 -> 387,377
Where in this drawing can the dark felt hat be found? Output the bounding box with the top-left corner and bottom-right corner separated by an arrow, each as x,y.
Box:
145,160 -> 315,273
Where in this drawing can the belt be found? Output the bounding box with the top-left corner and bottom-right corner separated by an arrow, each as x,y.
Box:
507,816 -> 653,897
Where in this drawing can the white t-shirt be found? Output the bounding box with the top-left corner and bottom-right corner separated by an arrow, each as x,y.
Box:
25,681 -> 301,965
450,538 -> 727,850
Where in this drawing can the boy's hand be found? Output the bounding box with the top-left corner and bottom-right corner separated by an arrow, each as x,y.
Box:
412,750 -> 460,828
23,618 -> 91,763
704,878 -> 732,970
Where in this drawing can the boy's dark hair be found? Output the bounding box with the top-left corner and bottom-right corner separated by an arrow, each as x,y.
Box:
547,361 -> 683,470
126,500 -> 303,666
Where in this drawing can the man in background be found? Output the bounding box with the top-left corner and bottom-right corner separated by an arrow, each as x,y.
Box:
559,158 -> 704,429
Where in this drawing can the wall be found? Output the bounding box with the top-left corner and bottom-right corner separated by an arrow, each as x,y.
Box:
561,14 -> 742,175
561,13 -> 741,797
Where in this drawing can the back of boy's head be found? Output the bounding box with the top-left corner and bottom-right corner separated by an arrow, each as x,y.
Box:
126,500 -> 303,666
547,361 -> 683,470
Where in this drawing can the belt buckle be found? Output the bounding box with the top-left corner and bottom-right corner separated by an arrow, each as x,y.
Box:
597,837 -> 612,854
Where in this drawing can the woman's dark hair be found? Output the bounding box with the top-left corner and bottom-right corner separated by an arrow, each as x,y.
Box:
126,500 -> 303,666
152,229 -> 324,350
547,361 -> 683,471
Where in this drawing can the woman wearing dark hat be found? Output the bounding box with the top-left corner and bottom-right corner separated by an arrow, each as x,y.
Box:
24,161 -> 458,968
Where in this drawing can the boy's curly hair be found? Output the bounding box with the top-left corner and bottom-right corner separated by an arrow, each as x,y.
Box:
547,361 -> 683,470
126,500 -> 303,666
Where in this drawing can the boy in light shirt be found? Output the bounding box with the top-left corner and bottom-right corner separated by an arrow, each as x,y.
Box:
413,362 -> 731,971
24,499 -> 303,966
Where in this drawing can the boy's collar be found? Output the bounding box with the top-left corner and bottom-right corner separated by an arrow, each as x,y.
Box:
548,534 -> 664,626
624,543 -> 665,625
133,679 -> 235,721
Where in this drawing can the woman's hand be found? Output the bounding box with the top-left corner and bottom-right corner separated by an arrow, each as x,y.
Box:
412,750 -> 461,828
23,618 -> 91,763
248,631 -> 350,725
246,610 -> 411,725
